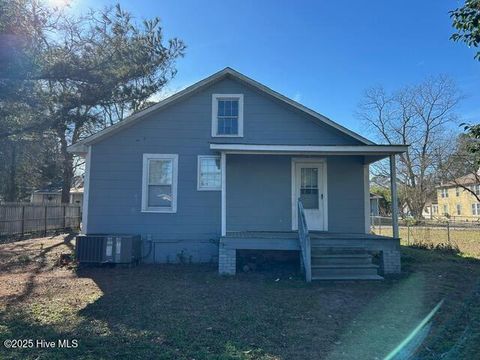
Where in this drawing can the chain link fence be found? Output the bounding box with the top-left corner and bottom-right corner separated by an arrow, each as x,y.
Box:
371,216 -> 480,257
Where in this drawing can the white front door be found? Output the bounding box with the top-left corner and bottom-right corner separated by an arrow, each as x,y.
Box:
294,161 -> 326,231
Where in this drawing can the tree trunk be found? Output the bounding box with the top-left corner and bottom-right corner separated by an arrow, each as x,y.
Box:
58,128 -> 73,204
6,141 -> 17,202
409,198 -> 426,220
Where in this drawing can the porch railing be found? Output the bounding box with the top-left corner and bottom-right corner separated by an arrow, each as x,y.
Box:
297,199 -> 312,282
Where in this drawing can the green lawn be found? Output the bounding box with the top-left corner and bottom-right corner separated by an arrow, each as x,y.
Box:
0,234 -> 479,359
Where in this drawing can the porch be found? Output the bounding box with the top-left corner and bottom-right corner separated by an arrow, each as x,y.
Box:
212,143 -> 407,280
219,231 -> 401,280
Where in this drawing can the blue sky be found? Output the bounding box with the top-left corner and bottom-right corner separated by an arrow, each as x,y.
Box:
67,0 -> 479,138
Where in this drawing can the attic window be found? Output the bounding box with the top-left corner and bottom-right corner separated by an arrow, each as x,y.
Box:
212,94 -> 244,137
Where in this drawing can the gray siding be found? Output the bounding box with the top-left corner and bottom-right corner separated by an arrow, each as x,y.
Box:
226,155 -> 366,233
209,78 -> 363,145
227,155 -> 292,231
86,76 -> 366,262
327,156 -> 366,233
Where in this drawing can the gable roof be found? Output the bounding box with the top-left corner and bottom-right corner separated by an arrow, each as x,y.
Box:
68,67 -> 375,153
437,172 -> 480,188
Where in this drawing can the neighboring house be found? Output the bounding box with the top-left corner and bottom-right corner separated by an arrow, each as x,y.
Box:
31,187 -> 84,207
422,200 -> 439,220
370,193 -> 382,216
30,189 -> 63,204
69,187 -> 84,208
437,173 -> 480,221
402,199 -> 438,220
68,68 -> 407,280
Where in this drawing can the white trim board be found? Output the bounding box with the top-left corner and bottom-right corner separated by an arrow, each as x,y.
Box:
210,144 -> 408,154
364,164 -> 371,234
141,154 -> 179,213
81,146 -> 91,234
68,67 -> 375,154
291,158 -> 328,231
221,152 -> 226,236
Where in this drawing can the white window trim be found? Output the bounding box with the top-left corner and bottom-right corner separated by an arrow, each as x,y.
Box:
472,203 -> 480,216
197,155 -> 221,191
141,154 -> 178,213
211,94 -> 244,137
441,188 -> 448,198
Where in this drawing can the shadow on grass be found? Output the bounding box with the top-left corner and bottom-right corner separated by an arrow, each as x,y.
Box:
76,264 -> 294,359
1,233 -> 76,306
2,241 -> 480,360
75,247 -> 480,360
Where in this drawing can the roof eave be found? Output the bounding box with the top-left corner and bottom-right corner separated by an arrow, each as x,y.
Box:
67,143 -> 88,155
209,143 -> 407,155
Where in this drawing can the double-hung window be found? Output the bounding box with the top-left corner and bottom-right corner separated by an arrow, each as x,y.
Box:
197,155 -> 221,191
212,94 -> 244,137
142,154 -> 178,213
440,188 -> 448,198
472,203 -> 480,216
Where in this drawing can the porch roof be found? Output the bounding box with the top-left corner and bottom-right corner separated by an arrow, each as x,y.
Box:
210,144 -> 408,163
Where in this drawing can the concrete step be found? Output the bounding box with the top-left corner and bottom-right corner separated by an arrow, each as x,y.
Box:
311,254 -> 372,266
311,264 -> 379,277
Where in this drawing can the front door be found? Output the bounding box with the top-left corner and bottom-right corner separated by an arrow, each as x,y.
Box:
294,161 -> 325,230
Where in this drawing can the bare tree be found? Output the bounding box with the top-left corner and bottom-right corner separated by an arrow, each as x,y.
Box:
438,134 -> 480,202
357,75 -> 461,218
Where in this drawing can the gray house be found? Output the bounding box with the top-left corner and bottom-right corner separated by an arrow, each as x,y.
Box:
68,68 -> 406,281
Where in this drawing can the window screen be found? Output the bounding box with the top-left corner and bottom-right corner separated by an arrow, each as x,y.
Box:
148,159 -> 173,208
300,167 -> 319,209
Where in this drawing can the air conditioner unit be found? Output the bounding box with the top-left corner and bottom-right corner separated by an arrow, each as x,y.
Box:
76,234 -> 141,264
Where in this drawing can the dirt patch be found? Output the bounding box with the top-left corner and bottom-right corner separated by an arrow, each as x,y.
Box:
0,234 -> 479,359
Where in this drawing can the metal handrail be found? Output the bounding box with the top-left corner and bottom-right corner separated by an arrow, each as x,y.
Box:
297,199 -> 312,282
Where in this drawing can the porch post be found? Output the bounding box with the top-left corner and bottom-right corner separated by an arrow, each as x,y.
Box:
390,154 -> 399,238
221,152 -> 226,236
364,164 -> 370,234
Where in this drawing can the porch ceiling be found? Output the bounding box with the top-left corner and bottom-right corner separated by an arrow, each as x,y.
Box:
210,144 -> 408,163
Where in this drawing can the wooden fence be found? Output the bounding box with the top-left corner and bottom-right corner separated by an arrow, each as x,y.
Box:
0,203 -> 81,238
